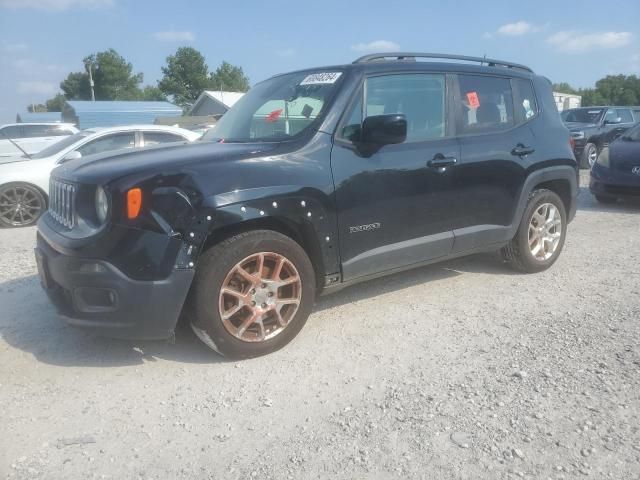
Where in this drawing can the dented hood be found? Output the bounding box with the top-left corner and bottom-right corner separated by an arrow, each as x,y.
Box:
52,140 -> 280,184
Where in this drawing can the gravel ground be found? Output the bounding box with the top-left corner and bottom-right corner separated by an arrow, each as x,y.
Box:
1,172 -> 639,480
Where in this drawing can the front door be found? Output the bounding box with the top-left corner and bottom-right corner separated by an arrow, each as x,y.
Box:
331,72 -> 460,281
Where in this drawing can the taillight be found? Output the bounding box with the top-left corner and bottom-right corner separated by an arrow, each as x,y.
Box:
127,188 -> 142,219
569,136 -> 575,151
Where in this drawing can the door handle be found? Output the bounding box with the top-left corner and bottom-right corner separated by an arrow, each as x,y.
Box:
428,155 -> 457,168
511,144 -> 535,157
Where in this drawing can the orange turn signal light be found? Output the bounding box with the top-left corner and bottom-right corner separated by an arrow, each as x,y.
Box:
127,188 -> 142,219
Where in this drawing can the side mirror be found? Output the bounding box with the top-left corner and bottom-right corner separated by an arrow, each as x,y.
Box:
604,117 -> 622,125
361,114 -> 407,145
61,151 -> 82,163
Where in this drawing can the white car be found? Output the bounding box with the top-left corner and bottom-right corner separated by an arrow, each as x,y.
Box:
0,125 -> 200,228
0,123 -> 79,158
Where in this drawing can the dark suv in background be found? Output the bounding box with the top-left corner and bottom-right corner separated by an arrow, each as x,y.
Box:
36,53 -> 578,358
562,106 -> 640,168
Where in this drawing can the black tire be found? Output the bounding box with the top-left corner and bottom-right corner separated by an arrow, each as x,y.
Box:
580,143 -> 597,169
190,230 -> 316,358
595,194 -> 617,204
0,182 -> 46,228
502,189 -> 567,273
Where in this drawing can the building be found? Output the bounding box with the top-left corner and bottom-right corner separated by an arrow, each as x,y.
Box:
62,101 -> 182,129
553,92 -> 581,112
16,111 -> 62,123
188,91 -> 245,117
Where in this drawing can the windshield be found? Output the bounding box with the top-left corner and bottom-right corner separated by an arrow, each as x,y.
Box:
561,108 -> 604,124
202,70 -> 344,143
30,132 -> 88,159
621,123 -> 640,141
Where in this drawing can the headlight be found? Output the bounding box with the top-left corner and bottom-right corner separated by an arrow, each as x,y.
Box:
572,131 -> 585,140
95,186 -> 109,224
595,147 -> 609,168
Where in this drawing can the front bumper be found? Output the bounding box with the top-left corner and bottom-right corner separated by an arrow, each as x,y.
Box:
36,232 -> 194,340
590,164 -> 640,198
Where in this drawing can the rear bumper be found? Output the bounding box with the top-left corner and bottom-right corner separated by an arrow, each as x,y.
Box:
36,232 -> 194,340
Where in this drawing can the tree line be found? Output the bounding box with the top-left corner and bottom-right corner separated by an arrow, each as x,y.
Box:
553,75 -> 640,107
28,47 -> 250,113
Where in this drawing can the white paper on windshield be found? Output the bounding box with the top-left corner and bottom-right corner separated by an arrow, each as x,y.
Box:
300,72 -> 342,85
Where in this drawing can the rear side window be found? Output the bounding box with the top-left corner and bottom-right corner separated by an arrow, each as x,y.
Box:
143,132 -> 185,146
615,109 -> 634,123
0,126 -> 22,139
77,132 -> 136,156
457,75 -> 514,134
513,78 -> 538,123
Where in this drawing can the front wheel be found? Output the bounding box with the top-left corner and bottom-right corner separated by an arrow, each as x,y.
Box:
581,143 -> 598,169
190,230 -> 316,358
502,189 -> 567,273
0,183 -> 46,228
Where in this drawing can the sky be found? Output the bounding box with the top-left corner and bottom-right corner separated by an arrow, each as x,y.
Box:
0,0 -> 639,123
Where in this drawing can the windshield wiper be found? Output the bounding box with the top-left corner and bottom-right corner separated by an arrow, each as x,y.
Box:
0,129 -> 31,159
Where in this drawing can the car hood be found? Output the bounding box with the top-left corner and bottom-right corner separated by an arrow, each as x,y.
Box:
52,141 -> 281,184
0,156 -> 29,166
564,121 -> 598,131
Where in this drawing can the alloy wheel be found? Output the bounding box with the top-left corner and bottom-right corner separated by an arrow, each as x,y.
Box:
528,202 -> 562,261
218,252 -> 302,342
588,145 -> 598,167
0,185 -> 43,227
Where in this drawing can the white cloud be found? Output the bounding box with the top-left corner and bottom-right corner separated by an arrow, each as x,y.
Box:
351,40 -> 400,53
2,42 -> 28,53
0,0 -> 113,9
547,31 -> 633,53
17,81 -> 58,95
497,21 -> 538,36
152,31 -> 195,42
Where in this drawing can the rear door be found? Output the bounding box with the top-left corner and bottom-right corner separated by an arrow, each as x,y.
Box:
332,72 -> 460,281
449,74 -> 535,252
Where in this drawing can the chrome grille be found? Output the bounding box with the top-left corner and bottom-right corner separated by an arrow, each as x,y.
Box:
48,179 -> 76,228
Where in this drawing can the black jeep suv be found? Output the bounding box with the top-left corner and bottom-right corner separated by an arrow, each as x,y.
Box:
562,106 -> 639,168
36,53 -> 578,358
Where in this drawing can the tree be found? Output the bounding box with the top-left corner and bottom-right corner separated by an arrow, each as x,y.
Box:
552,82 -> 578,94
158,47 -> 212,109
138,86 -> 167,101
58,49 -> 143,101
45,94 -> 67,112
27,104 -> 47,113
60,71 -> 92,100
88,49 -> 144,100
210,61 -> 250,92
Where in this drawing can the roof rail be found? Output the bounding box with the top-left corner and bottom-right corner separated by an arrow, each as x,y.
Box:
353,52 -> 533,73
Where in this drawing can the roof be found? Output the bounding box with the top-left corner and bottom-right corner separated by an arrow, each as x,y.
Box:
63,100 -> 182,129
16,112 -> 63,123
188,91 -> 244,115
65,101 -> 181,113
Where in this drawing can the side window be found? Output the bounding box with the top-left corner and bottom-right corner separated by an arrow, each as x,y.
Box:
76,132 -> 135,156
604,109 -> 618,123
513,78 -> 538,124
0,126 -> 22,139
22,125 -> 53,138
143,132 -> 185,146
457,75 -> 514,134
365,74 -> 446,142
615,109 -> 634,124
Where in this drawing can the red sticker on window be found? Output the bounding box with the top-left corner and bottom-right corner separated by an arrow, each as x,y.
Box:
466,92 -> 480,108
265,109 -> 283,123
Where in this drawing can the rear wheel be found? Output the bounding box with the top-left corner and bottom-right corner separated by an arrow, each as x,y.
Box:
190,230 -> 315,358
502,189 -> 567,273
0,183 -> 46,228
